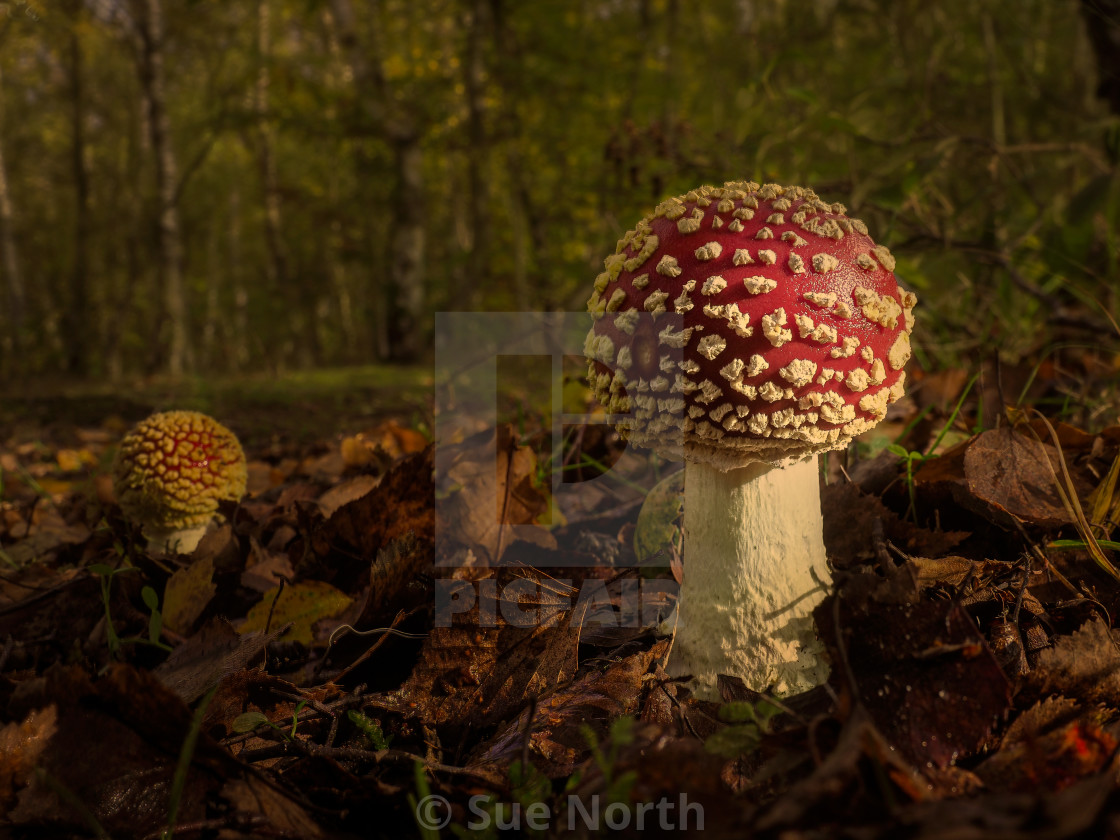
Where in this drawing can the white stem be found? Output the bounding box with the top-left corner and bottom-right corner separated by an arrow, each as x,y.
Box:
144,523 -> 209,555
670,457 -> 831,697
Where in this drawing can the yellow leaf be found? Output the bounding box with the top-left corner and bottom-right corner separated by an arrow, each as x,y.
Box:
239,581 -> 352,647
163,554 -> 217,634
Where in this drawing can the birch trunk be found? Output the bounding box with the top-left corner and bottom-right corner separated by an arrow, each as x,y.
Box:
135,0 -> 190,375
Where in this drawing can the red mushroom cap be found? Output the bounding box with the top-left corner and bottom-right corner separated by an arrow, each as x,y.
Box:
585,181 -> 916,469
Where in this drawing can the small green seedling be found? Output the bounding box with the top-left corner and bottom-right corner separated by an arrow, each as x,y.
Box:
888,372 -> 979,521
230,699 -> 308,742
89,563 -> 138,658
575,717 -> 638,806
90,561 -> 173,658
408,760 -> 442,840
163,682 -> 219,840
705,697 -> 783,757
348,710 -> 392,750
886,443 -> 924,521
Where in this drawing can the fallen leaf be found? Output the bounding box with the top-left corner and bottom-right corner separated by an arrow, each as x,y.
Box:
469,644 -> 662,779
0,705 -> 57,809
436,426 -> 554,564
240,547 -> 295,594
395,569 -> 580,729
222,775 -> 324,838
155,618 -> 284,702
820,589 -> 1013,769
358,531 -> 433,628
6,664 -> 229,836
162,553 -> 217,633
313,446 -> 434,592
963,427 -> 1077,526
757,705 -> 930,832
0,515 -> 90,566
822,483 -> 969,570
239,580 -> 352,646
975,708 -> 1117,792
1028,617 -> 1120,705
317,473 -> 380,516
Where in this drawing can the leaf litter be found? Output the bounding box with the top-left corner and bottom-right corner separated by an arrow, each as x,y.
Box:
2,400 -> 1120,838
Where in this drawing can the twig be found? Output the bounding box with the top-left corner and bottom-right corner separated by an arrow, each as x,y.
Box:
240,737 -> 494,781
142,814 -> 268,840
520,697 -> 537,774
830,585 -> 860,703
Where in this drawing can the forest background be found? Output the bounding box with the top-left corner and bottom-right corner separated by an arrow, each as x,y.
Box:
0,0 -> 1118,405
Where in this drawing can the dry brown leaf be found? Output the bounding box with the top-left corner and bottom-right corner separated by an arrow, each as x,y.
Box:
820,591 -> 1013,769
222,775 -> 323,838
963,427 -> 1076,526
394,570 -> 580,729
162,553 -> 217,633
436,425 -> 554,564
154,618 -> 282,703
6,664 -> 229,836
468,644 -> 661,779
0,705 -> 57,809
317,473 -> 380,516
1028,617 -> 1120,705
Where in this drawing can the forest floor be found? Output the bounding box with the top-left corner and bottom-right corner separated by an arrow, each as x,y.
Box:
3,362 -> 1120,838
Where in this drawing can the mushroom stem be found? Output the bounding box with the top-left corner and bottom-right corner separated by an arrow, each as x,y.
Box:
143,524 -> 209,555
671,456 -> 831,697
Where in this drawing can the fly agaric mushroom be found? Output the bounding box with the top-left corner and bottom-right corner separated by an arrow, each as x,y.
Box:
113,410 -> 248,554
585,181 -> 916,696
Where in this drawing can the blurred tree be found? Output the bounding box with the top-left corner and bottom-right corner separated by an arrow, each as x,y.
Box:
62,0 -> 91,375
0,0 -> 1114,381
1082,0 -> 1120,116
328,0 -> 427,362
131,0 -> 190,374
0,63 -> 25,369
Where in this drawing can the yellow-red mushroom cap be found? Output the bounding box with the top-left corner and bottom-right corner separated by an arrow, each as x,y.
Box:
113,410 -> 247,534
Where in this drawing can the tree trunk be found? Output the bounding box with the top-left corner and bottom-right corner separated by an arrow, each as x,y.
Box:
0,67 -> 26,370
135,0 -> 190,375
251,0 -> 308,366
1081,0 -> 1120,116
65,4 -> 92,375
388,135 -> 425,361
461,0 -> 489,306
229,188 -> 249,371
328,0 -> 426,362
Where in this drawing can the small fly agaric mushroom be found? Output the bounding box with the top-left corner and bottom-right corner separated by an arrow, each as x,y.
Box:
585,181 -> 916,696
113,410 -> 248,554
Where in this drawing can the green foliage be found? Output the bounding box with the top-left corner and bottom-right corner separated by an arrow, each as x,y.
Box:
407,760 -> 442,840
88,562 -> 133,659
705,698 -> 783,758
886,443 -> 927,521
162,683 -> 221,840
89,561 -> 174,659
231,699 -> 308,741
577,716 -> 639,805
347,709 -> 392,750
0,0 -> 1116,378
889,372 -> 979,520
451,759 -> 553,840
